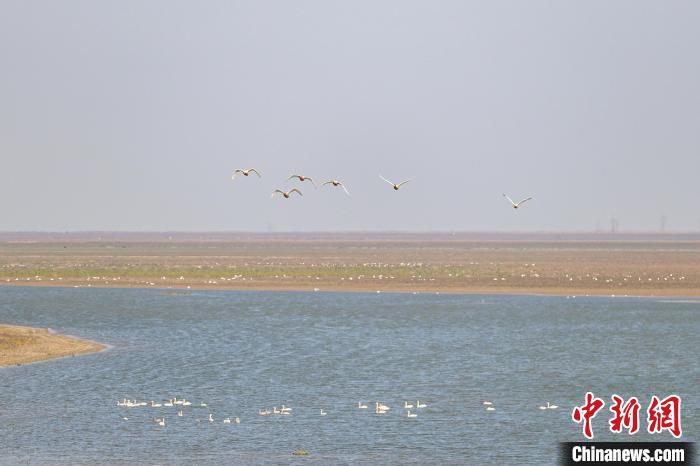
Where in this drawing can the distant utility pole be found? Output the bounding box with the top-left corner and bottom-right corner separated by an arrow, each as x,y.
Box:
610,217 -> 619,234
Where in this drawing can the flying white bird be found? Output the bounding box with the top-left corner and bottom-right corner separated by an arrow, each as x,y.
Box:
380,175 -> 413,191
288,174 -> 317,188
323,180 -> 350,195
232,168 -> 261,179
271,189 -> 303,199
503,194 -> 533,209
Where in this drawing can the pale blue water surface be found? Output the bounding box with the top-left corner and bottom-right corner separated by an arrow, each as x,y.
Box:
0,287 -> 697,465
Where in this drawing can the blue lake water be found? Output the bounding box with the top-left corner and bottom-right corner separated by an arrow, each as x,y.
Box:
0,287 -> 698,465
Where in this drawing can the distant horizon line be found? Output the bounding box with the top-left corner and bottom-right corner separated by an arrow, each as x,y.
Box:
1,230 -> 699,236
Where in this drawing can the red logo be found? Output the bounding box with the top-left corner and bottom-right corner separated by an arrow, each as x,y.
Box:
572,392 -> 605,439
609,394 -> 641,434
647,394 -> 682,438
572,392 -> 683,439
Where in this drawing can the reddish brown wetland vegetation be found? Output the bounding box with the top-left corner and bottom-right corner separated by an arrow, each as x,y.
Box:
2,232 -> 699,297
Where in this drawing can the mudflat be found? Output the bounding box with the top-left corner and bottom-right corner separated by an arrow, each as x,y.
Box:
1,232 -> 699,296
0,324 -> 104,367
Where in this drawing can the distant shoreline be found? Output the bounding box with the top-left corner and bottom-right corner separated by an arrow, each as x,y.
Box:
0,324 -> 105,368
2,236 -> 698,297
2,281 -> 699,298
1,231 -> 700,245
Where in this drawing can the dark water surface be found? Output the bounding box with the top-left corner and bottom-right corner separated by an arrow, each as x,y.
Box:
0,287 -> 697,464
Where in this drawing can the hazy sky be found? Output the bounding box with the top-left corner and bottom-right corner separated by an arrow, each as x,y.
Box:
1,1 -> 698,232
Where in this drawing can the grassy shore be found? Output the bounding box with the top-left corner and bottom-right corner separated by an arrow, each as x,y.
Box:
2,232 -> 700,296
0,324 -> 104,367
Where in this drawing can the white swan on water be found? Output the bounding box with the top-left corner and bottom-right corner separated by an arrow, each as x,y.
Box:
403,401 -> 414,409
406,410 -> 417,418
416,400 -> 427,408
358,401 -> 368,409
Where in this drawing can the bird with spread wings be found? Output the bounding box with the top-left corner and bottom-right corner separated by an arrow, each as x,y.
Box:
379,175 -> 413,191
231,168 -> 261,179
271,188 -> 303,199
288,174 -> 317,188
323,180 -> 350,196
503,194 -> 533,209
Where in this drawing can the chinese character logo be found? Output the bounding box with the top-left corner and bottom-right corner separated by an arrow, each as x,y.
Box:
647,394 -> 682,438
609,394 -> 640,435
572,392 -> 605,439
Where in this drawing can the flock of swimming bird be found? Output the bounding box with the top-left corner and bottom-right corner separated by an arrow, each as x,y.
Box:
232,168 -> 533,208
117,396 -> 558,426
